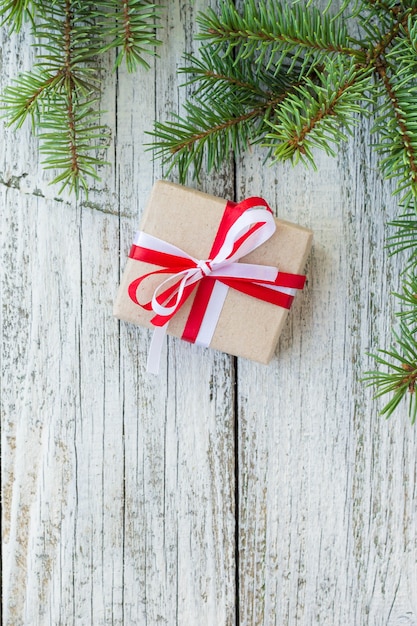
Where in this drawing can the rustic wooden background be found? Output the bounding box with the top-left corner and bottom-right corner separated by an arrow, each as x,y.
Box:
2,2 -> 417,625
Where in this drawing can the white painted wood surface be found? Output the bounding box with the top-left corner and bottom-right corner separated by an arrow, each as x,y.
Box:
1,3 -> 417,625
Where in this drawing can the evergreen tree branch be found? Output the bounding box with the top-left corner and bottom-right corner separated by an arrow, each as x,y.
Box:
371,44 -> 417,204
1,0 -> 162,194
148,47 -> 307,181
2,1 -> 106,196
365,323 -> 417,423
94,0 -> 162,72
149,88 -> 296,182
393,273 -> 417,332
180,50 -> 282,100
364,6 -> 417,57
387,211 -> 417,268
2,69 -> 62,126
39,95 -> 107,195
179,46 -> 296,100
265,61 -> 373,166
151,0 -> 417,202
196,0 -> 365,72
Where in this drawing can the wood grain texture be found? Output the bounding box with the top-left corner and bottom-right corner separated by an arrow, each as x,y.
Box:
1,2 -> 417,625
235,121 -> 417,626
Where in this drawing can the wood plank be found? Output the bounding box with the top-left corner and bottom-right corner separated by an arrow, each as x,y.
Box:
235,101 -> 417,626
1,2 -> 237,624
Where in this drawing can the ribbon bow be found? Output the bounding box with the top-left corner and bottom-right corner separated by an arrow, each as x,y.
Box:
128,197 -> 306,373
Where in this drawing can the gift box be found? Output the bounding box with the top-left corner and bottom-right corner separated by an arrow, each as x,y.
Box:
114,181 -> 313,370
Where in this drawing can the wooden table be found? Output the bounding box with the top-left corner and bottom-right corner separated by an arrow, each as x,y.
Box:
2,3 -> 417,624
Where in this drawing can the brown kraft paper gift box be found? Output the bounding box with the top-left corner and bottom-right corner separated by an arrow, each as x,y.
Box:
113,180 -> 313,364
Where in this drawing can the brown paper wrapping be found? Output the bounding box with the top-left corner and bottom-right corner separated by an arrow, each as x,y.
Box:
114,181 -> 313,364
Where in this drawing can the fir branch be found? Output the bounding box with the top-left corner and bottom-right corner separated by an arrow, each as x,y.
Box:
179,48 -> 291,100
148,50 -> 304,181
39,95 -> 108,195
264,61 -> 373,166
151,1 -> 417,200
1,0 -> 163,194
2,68 -> 63,127
365,323 -> 417,423
393,274 -> 417,332
94,0 -> 162,72
196,0 -> 364,72
387,212 -> 417,268
2,0 -> 106,196
371,40 -> 417,204
150,93 -> 283,182
178,44 -> 303,123
2,1 -> 102,125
